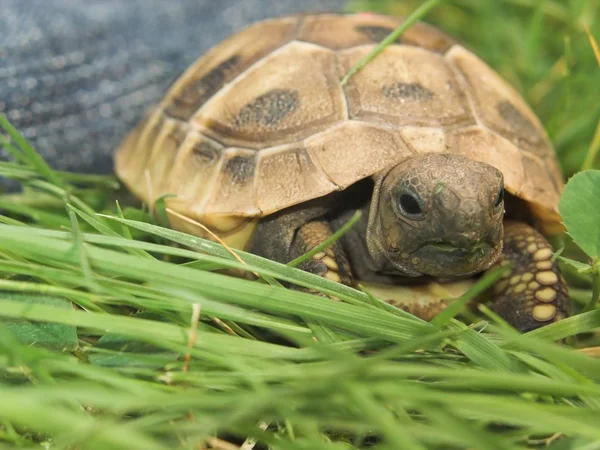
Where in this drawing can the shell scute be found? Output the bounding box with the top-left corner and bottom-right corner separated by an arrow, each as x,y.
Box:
166,133 -> 224,215
116,111 -> 168,200
297,14 -> 454,53
447,46 -> 552,157
162,17 -> 299,121
193,42 -> 346,149
145,120 -> 189,199
447,126 -> 526,198
202,149 -> 259,216
255,145 -> 336,214
305,121 -> 412,188
340,45 -> 473,128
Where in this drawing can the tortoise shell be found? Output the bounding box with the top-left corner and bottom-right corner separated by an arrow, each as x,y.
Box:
115,13 -> 563,247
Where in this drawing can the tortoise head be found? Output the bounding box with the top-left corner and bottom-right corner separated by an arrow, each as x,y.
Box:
366,153 -> 505,278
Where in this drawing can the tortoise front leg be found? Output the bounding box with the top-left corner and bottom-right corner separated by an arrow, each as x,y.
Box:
290,221 -> 354,286
247,211 -> 354,287
489,221 -> 570,331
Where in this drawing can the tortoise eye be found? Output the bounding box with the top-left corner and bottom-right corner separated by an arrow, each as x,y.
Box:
494,187 -> 505,208
399,193 -> 422,215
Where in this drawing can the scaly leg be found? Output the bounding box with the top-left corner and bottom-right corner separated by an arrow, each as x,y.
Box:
290,221 -> 354,286
489,221 -> 570,331
247,208 -> 353,287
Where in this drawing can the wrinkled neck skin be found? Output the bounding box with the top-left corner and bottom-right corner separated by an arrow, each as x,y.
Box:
361,153 -> 505,280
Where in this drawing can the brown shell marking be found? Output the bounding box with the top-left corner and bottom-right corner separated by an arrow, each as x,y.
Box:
233,89 -> 300,128
382,82 -> 434,100
447,46 -> 551,156
193,41 -> 346,149
339,45 -> 473,128
297,13 -> 455,52
166,132 -> 224,215
203,149 -> 259,215
115,13 -> 564,240
161,17 -> 299,121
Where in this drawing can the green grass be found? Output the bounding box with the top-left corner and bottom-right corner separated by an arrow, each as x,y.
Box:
1,1 -> 599,449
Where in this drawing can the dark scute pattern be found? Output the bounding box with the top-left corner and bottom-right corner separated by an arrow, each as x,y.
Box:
496,101 -> 542,144
192,141 -> 221,164
165,55 -> 240,120
168,126 -> 188,148
224,155 -> 256,184
233,89 -> 299,128
355,25 -> 396,43
382,82 -> 434,100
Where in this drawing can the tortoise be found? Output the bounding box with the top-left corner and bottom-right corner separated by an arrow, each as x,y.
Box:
115,13 -> 570,332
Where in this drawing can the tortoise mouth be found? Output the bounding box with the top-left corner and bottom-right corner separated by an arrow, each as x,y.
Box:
411,239 -> 502,278
422,242 -> 461,252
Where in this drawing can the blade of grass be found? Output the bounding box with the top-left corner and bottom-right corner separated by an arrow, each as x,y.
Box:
0,391 -> 165,450
583,24 -> 600,68
0,224 -> 437,342
27,179 -> 97,218
67,204 -> 153,259
0,114 -> 64,187
341,0 -> 442,85
65,201 -> 98,292
345,382 -> 428,450
0,298 -> 311,360
430,266 -> 509,327
0,161 -> 118,189
287,210 -> 361,268
447,320 -> 518,372
0,200 -> 71,228
581,120 -> 600,170
0,137 -> 30,165
95,215 -> 424,318
0,279 -> 104,313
